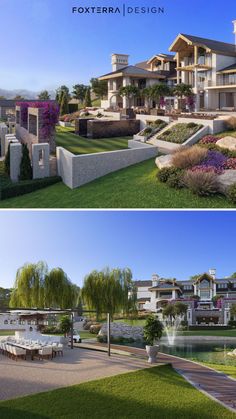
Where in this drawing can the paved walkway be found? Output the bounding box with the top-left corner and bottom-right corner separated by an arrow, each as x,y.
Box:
87,342 -> 236,413
0,347 -> 152,401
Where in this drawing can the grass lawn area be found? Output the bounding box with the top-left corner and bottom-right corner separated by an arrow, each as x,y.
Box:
55,126 -> 129,155
178,330 -> 236,337
200,363 -> 236,380
0,330 -> 14,336
114,319 -> 146,327
0,365 -> 234,419
79,331 -> 95,340
0,158 -> 235,208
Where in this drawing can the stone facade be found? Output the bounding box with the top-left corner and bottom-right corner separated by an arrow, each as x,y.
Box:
87,119 -> 140,139
99,322 -> 143,341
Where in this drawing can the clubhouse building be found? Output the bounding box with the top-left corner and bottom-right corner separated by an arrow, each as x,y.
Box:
135,269 -> 236,326
99,21 -> 236,112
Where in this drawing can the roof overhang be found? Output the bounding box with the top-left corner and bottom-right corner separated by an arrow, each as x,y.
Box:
98,72 -> 166,81
169,34 -> 211,53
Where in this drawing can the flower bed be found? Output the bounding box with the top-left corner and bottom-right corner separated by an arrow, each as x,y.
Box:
135,119 -> 168,141
157,123 -> 203,144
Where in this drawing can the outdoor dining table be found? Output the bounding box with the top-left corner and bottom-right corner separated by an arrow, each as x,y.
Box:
7,342 -> 42,360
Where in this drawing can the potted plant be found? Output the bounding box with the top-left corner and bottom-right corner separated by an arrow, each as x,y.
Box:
143,315 -> 163,363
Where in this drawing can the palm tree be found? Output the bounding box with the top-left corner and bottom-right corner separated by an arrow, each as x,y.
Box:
151,84 -> 171,109
172,84 -> 193,110
119,85 -> 140,108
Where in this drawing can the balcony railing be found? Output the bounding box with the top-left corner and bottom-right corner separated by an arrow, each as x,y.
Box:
216,75 -> 236,86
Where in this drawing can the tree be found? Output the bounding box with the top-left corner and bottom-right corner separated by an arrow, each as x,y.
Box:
141,87 -> 153,109
230,304 -> 236,318
119,85 -> 140,108
90,78 -> 108,99
14,95 -> 25,100
38,90 -> 50,100
150,83 -> 171,108
0,288 -> 11,308
56,85 -> 70,104
190,274 -> 202,281
72,84 -> 88,103
82,267 -> 136,321
0,95 -> 6,99
173,302 -> 187,317
9,261 -> 79,309
162,304 -> 175,324
59,91 -> 69,116
19,144 -> 32,180
4,143 -> 10,175
173,84 -> 193,110
230,272 -> 236,278
143,315 -> 163,345
59,315 -> 72,337
84,87 -> 92,107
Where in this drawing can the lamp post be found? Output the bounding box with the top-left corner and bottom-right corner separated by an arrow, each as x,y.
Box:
107,312 -> 111,357
70,311 -> 74,349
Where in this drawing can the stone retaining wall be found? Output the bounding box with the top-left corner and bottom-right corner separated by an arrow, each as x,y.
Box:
99,322 -> 143,341
57,141 -> 158,189
87,119 -> 140,138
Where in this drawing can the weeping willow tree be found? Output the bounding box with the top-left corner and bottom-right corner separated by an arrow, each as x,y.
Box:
82,267 -> 137,320
9,261 -> 80,309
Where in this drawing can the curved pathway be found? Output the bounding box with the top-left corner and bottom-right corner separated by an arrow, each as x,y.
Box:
85,342 -> 236,413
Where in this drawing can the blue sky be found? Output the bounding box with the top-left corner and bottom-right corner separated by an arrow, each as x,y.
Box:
0,211 -> 236,288
1,0 -> 235,90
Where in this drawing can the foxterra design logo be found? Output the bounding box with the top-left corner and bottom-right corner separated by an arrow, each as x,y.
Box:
72,5 -> 165,16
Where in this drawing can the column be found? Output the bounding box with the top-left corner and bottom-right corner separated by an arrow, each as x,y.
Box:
176,52 -> 180,84
122,77 -> 131,108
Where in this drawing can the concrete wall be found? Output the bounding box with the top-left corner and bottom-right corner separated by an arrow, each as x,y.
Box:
87,119 -> 140,138
57,142 -> 158,189
10,143 -> 22,182
136,114 -> 171,130
0,123 -> 8,156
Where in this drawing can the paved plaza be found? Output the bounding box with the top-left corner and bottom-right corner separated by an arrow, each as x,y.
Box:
0,347 -> 149,401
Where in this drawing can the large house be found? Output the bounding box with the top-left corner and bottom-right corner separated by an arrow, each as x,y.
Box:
98,20 -> 236,112
135,269 -> 236,326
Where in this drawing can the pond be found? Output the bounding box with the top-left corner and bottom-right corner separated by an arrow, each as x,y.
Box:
159,339 -> 236,365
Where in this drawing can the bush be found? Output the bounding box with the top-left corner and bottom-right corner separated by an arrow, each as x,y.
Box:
19,144 -> 32,180
227,183 -> 236,204
200,135 -> 218,144
166,169 -> 184,189
224,158 -> 236,170
89,324 -> 102,334
157,166 -> 180,183
183,170 -> 220,196
187,122 -> 198,128
228,320 -> 236,328
226,116 -> 236,131
0,176 -> 61,200
172,146 -> 207,169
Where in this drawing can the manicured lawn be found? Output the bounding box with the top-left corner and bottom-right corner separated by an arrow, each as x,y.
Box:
0,158 -> 234,208
79,331 -> 95,340
0,365 -> 234,419
55,126 -> 129,155
201,363 -> 236,380
178,330 -> 236,337
0,330 -> 14,336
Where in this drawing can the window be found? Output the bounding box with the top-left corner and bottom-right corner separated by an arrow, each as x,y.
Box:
184,285 -> 192,290
217,283 -> 228,289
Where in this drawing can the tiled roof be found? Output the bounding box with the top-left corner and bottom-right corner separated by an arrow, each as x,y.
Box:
135,280 -> 152,287
181,34 -> 236,56
135,60 -> 150,70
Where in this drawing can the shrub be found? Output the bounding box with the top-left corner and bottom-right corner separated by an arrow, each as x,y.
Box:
172,146 -> 207,169
141,127 -> 152,136
20,144 -> 32,180
143,315 -> 163,345
191,165 -> 222,175
0,176 -> 61,200
227,183 -> 236,204
157,166 -> 180,183
83,321 -> 92,330
89,324 -> 102,334
228,320 -> 236,328
4,144 -> 10,176
200,135 -> 218,144
226,116 -> 236,131
183,170 -> 220,196
187,122 -> 197,128
224,158 -> 236,170
166,169 -> 184,189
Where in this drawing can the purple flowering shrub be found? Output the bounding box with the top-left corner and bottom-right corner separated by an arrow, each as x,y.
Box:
191,150 -> 227,175
199,135 -> 218,144
16,101 -> 59,138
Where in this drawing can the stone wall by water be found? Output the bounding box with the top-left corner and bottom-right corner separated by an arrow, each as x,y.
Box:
99,322 -> 143,341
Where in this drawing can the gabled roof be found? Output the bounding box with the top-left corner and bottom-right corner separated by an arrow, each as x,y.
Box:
98,65 -> 166,80
148,53 -> 175,63
169,33 -> 236,57
217,63 -> 236,73
135,60 -> 150,70
135,280 -> 152,287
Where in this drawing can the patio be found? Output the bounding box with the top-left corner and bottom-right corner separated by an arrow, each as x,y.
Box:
0,346 -> 150,401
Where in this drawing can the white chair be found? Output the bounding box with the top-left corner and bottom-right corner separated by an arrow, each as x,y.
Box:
38,346 -> 53,360
53,343 -> 63,357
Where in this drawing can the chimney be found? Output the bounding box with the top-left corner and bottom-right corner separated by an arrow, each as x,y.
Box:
152,273 -> 160,287
111,53 -> 129,72
233,20 -> 236,46
209,268 -> 216,280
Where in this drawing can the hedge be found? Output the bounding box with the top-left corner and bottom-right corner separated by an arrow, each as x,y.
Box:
0,176 -> 61,200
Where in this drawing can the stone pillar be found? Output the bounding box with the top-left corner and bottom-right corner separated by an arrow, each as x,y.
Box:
0,124 -> 8,156
176,52 -> 180,84
32,143 -> 50,179
10,143 -> 22,182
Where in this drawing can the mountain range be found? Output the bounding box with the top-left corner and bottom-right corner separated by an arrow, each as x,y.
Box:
0,88 -> 56,100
